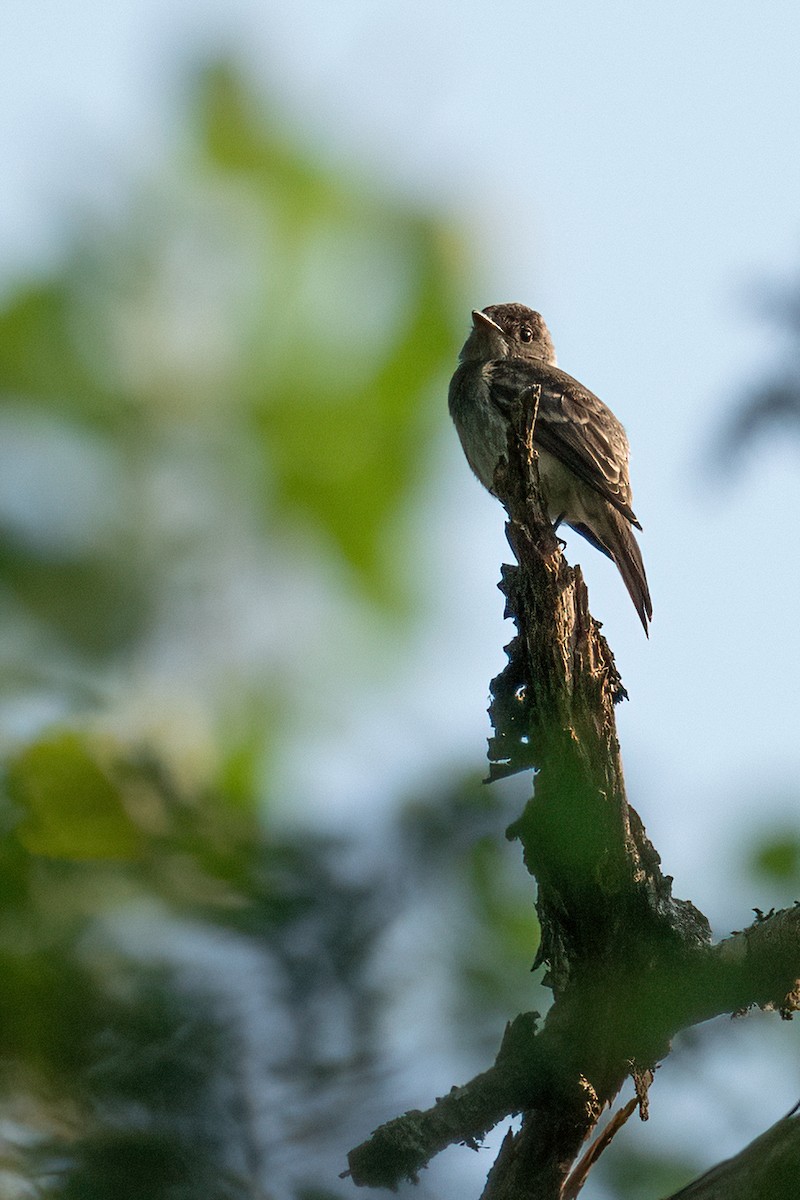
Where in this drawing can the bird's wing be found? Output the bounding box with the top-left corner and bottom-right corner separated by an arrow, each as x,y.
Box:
489,359 -> 641,527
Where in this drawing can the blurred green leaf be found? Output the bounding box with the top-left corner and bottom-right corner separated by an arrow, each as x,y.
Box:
0,537 -> 152,656
197,62 -> 461,603
0,58 -> 466,689
0,950 -> 99,1082
47,1131 -> 253,1200
257,229 -> 455,602
751,830 -> 800,885
0,277 -> 105,417
468,834 -> 540,961
8,732 -> 141,860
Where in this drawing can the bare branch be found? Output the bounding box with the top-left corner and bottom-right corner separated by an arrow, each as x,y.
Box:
345,390 -> 800,1198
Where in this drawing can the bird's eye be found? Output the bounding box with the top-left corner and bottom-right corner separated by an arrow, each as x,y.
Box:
519,325 -> 533,342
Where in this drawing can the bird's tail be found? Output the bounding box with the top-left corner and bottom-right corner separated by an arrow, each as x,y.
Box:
572,509 -> 653,635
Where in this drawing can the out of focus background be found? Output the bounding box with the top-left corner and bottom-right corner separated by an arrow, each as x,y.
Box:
0,4 -> 799,1198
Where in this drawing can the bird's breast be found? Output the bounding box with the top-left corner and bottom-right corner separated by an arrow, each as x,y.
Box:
448,363 -> 510,494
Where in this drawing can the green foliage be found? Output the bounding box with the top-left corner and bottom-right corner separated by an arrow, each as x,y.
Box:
467,834 -> 540,963
197,62 -> 459,600
41,1131 -> 255,1200
9,731 -> 142,859
0,724 -> 546,1198
750,829 -> 800,888
0,275 -> 122,419
0,55 -> 476,1198
0,730 -> 391,1196
0,62 -> 462,683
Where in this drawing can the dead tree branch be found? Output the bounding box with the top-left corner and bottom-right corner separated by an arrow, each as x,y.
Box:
345,394 -> 800,1198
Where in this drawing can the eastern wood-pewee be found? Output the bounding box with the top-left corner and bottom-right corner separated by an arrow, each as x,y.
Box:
448,303 -> 652,633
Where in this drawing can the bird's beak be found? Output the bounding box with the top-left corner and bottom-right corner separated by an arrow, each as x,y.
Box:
466,308 -> 508,361
471,309 -> 504,334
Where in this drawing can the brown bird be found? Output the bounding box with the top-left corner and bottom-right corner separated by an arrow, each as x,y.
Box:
448,303 -> 652,633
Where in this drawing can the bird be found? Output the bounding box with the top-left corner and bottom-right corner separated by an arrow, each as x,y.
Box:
448,303 -> 652,633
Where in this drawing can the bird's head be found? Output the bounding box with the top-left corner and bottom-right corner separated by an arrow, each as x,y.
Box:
459,303 -> 556,365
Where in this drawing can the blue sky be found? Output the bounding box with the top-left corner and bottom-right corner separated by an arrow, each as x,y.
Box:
1,4 -> 800,1186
